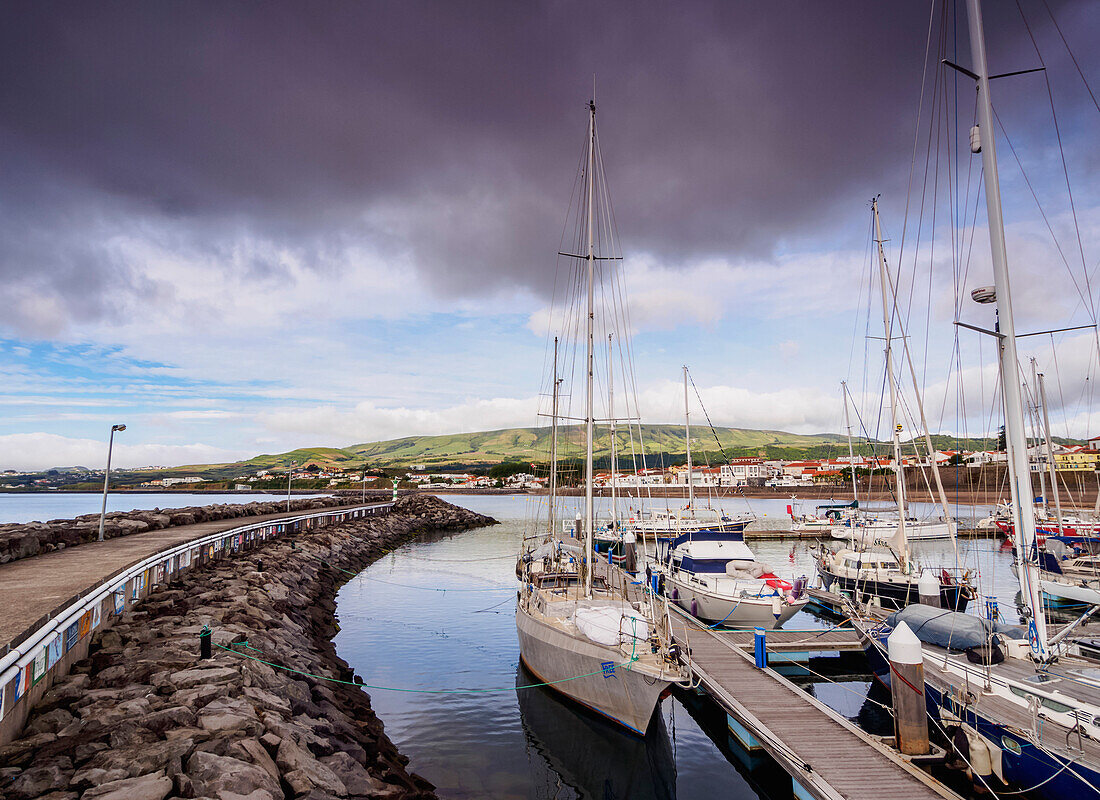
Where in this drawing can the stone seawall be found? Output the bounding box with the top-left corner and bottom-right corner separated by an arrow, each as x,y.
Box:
0,494 -> 496,800
0,497 -> 364,567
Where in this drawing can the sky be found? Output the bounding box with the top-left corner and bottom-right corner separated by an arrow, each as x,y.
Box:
1,1 -> 1099,471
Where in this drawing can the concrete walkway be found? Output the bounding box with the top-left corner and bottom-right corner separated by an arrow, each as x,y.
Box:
0,505 -> 371,651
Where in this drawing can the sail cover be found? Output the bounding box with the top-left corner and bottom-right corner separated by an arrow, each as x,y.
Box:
886,605 -> 1025,651
574,606 -> 650,648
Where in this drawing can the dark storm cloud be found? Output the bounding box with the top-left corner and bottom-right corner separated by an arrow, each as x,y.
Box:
0,0 -> 1096,325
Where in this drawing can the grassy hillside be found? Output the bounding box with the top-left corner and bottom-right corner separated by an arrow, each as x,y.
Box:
165,425 -> 851,478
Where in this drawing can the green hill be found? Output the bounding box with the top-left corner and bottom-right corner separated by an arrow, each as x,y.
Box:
167,425 -> 851,478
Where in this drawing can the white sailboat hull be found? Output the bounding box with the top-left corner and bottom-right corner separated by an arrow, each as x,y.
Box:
665,573 -> 806,628
1040,578 -> 1100,606
837,519 -> 955,544
515,607 -> 669,735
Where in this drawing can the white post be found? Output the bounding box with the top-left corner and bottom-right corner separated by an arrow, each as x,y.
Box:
97,424 -> 126,542
965,0 -> 1048,658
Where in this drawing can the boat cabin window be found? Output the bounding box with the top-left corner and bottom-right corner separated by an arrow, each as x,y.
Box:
537,574 -> 608,590
1008,685 -> 1073,714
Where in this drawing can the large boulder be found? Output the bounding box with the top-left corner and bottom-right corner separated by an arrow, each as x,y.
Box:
186,751 -> 282,798
276,738 -> 347,796
6,758 -> 72,800
82,771 -> 173,800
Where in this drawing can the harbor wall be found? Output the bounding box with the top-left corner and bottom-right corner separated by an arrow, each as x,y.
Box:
0,494 -> 495,799
0,496 -> 363,567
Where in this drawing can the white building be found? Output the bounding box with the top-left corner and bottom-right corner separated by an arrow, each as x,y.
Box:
163,476 -> 203,486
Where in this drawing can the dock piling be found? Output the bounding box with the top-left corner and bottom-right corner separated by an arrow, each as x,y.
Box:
753,627 -> 767,668
199,625 -> 212,660
918,571 -> 941,607
888,621 -> 929,755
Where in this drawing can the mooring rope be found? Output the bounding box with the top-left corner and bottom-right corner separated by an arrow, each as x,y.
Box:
214,640 -> 639,695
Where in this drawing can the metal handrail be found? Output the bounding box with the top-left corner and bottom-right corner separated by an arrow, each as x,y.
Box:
0,502 -> 393,686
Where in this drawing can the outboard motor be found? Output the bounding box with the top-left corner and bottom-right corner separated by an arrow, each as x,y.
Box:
791,576 -> 807,599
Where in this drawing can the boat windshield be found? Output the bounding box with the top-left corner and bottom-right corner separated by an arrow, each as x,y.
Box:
537,574 -> 608,590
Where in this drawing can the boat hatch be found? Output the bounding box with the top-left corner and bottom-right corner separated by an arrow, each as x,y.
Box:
1024,673 -> 1059,685
1069,668 -> 1100,686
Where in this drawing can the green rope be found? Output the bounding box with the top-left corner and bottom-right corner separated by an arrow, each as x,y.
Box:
214,641 -> 640,694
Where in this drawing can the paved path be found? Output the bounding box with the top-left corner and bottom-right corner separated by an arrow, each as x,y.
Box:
0,505 -> 372,650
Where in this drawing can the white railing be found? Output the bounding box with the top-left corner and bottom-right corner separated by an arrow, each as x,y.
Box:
0,502 -> 393,693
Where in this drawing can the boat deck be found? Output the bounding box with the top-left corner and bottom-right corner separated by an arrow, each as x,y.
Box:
671,608 -> 962,800
920,644 -> 1100,767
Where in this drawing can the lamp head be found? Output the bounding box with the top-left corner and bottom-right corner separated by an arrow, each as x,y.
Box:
112,424 -> 127,432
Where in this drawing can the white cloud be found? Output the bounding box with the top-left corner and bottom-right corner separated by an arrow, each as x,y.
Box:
258,396 -> 539,443
0,433 -> 249,471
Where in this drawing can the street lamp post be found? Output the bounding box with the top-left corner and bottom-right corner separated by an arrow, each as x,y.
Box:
286,462 -> 297,512
97,424 -> 127,542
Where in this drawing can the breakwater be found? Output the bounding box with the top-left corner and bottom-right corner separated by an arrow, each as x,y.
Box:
0,496 -> 363,566
0,494 -> 496,800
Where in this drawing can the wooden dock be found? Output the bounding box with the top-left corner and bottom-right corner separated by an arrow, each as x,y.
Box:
707,626 -> 864,653
670,609 -> 962,800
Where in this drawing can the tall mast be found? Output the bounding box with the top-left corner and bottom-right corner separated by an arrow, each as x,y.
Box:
548,337 -> 560,536
684,366 -> 694,511
608,334 -> 617,530
872,198 -> 909,571
1037,372 -> 1065,537
841,381 -> 860,505
965,0 -> 1048,657
881,257 -> 958,555
583,99 -> 596,599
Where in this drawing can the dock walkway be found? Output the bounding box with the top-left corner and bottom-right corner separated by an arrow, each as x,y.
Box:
0,504 -> 382,651
671,609 -> 962,800
708,626 -> 863,653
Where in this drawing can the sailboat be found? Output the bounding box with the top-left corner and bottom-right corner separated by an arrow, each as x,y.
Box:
852,3 -> 1100,796
629,367 -> 754,562
815,198 -> 972,611
515,99 -> 688,736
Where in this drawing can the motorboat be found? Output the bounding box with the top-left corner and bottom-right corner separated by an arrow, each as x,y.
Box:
663,532 -> 808,628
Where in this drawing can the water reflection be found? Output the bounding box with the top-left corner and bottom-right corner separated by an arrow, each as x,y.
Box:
516,663 -> 676,800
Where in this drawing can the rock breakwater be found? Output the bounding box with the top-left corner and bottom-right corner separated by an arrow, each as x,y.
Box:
0,494 -> 496,800
0,497 -> 365,566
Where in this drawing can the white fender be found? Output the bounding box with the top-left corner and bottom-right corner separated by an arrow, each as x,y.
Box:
965,727 -> 992,777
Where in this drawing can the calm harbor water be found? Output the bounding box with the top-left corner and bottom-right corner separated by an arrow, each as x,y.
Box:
334,494 -> 1020,800
0,492 -> 328,524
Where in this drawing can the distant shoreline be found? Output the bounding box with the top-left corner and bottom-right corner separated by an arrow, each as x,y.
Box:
3,486 -> 1095,512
